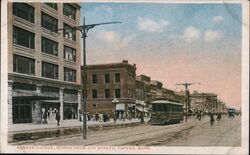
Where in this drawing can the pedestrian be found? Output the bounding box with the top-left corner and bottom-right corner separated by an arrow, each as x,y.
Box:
95,113 -> 99,122
43,111 -> 48,124
216,113 -> 222,121
113,111 -> 117,123
209,112 -> 215,125
55,111 -> 61,126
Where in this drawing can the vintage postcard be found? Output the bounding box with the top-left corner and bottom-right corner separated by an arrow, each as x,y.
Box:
0,0 -> 249,154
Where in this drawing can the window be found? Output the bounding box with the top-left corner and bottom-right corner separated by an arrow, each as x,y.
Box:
13,26 -> 35,49
105,89 -> 110,98
63,104 -> 78,120
82,75 -> 87,84
92,74 -> 97,84
64,67 -> 76,82
92,89 -> 97,98
42,62 -> 58,79
115,73 -> 120,83
42,37 -> 58,56
64,46 -> 76,62
13,99 -> 32,123
104,74 -> 110,83
156,104 -> 163,111
45,3 -> 57,10
163,104 -> 168,111
63,23 -> 76,41
13,83 -> 36,90
13,3 -> 34,23
115,89 -> 121,98
63,4 -> 76,20
41,12 -> 58,32
13,55 -> 35,75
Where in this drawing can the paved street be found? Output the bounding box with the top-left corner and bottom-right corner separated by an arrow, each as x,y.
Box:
11,115 -> 241,146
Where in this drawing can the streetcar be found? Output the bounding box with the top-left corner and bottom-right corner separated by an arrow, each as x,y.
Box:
149,99 -> 183,125
228,108 -> 236,118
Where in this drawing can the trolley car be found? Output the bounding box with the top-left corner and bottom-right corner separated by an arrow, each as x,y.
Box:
149,100 -> 183,125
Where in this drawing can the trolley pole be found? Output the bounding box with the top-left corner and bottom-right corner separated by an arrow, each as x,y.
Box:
175,82 -> 200,122
56,17 -> 121,139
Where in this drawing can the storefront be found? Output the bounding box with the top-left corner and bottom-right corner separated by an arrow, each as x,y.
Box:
63,89 -> 79,120
8,77 -> 81,124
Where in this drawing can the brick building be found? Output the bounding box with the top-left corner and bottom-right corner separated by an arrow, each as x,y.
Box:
8,2 -> 81,124
82,60 -> 136,118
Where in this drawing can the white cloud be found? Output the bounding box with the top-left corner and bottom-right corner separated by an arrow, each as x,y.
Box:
137,17 -> 169,32
204,30 -> 223,42
96,31 -> 136,48
182,26 -> 201,43
213,16 -> 224,23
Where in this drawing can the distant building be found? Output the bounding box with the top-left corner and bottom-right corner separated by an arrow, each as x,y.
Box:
190,91 -> 218,113
82,60 -> 136,118
136,75 -> 151,103
150,80 -> 163,100
8,2 -> 81,124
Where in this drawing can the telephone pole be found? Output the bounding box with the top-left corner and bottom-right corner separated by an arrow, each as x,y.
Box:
56,17 -> 121,139
175,82 -> 200,122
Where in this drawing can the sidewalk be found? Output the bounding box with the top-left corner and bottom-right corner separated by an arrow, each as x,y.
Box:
8,118 -> 151,143
9,118 -> 150,133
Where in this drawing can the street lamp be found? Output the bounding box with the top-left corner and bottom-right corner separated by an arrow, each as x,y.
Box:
57,17 -> 121,139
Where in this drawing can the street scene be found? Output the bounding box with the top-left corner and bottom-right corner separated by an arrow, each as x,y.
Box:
2,1 -> 246,154
10,115 -> 241,146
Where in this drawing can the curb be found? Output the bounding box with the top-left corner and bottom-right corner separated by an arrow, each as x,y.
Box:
8,122 -> 146,143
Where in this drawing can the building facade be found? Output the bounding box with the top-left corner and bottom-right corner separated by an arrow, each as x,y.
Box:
8,2 -> 81,124
82,60 -> 136,118
190,91 -> 218,113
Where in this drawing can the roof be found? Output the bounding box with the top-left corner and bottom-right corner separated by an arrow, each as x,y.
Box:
82,62 -> 136,70
151,100 -> 183,106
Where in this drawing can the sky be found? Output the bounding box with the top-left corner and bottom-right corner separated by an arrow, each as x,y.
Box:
80,3 -> 242,109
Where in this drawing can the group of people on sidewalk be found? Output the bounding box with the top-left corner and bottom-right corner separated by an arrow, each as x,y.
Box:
85,112 -> 110,122
42,109 -> 61,126
192,110 -> 227,125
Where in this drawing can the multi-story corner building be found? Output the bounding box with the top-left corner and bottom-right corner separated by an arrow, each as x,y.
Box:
8,2 -> 81,124
82,60 -> 136,118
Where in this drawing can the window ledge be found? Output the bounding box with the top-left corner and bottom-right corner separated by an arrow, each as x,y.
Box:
42,52 -> 59,60
13,44 -> 35,53
13,16 -> 35,28
41,3 -> 58,16
64,59 -> 77,65
64,38 -> 77,45
63,80 -> 77,84
63,15 -> 76,24
42,27 -> 60,38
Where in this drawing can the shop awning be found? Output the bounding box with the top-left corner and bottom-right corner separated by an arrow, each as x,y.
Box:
13,89 -> 59,100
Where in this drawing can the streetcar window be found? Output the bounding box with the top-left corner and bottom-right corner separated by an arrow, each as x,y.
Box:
163,104 -> 168,111
172,105 -> 177,112
152,104 -> 156,112
156,104 -> 162,111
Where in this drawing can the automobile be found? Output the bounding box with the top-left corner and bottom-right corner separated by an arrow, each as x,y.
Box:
228,108 -> 235,118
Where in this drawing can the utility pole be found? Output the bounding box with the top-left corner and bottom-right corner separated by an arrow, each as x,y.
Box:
56,17 -> 121,139
175,82 -> 200,122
